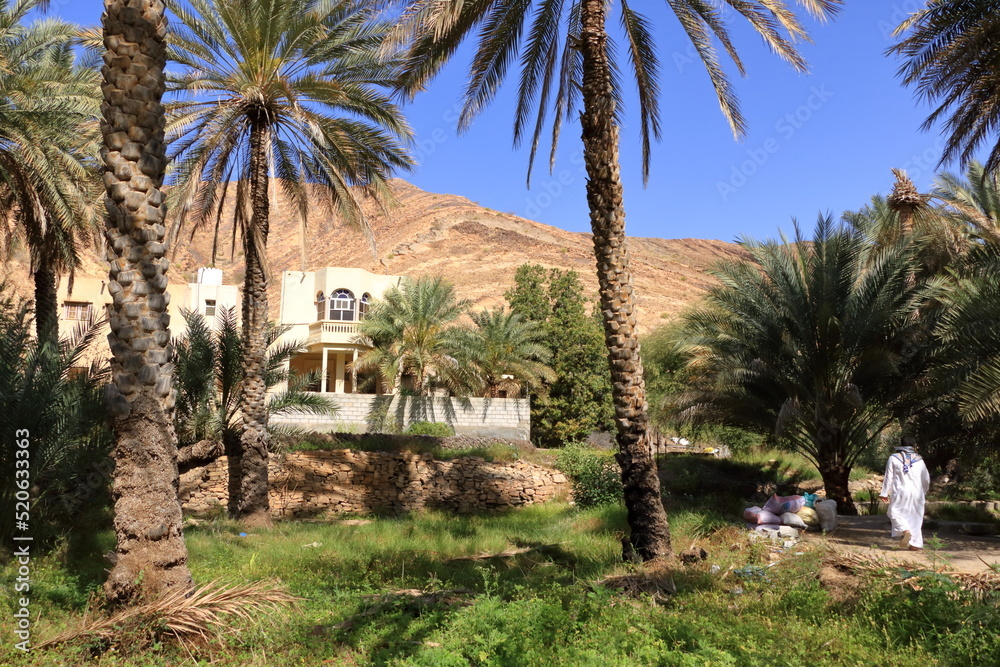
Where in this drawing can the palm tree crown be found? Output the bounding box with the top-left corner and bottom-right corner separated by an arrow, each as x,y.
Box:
456,306 -> 554,398
354,275 -> 473,396
891,1 -> 1000,174
165,0 -> 414,257
389,0 -> 840,182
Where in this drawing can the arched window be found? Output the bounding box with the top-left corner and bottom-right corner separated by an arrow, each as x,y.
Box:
329,288 -> 355,321
359,293 -> 371,319
316,291 -> 326,320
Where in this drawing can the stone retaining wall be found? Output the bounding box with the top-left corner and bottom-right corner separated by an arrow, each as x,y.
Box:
270,394 -> 531,439
179,450 -> 569,517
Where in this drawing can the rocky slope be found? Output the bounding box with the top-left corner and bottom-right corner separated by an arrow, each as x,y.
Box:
7,180 -> 747,331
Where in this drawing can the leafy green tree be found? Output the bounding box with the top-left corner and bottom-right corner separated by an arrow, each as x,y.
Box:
455,306 -> 554,398
165,0 -> 414,524
173,307 -> 337,516
0,2 -> 101,342
354,275 -> 474,396
675,217 -> 931,512
388,0 -> 841,560
506,265 -> 614,447
892,2 -> 1000,174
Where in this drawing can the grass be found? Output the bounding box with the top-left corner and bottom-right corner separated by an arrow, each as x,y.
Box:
3,497 -> 999,665
3,449 -> 998,665
926,503 -> 1000,525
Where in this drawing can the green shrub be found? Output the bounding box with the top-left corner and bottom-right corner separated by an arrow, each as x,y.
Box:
555,444 -> 622,508
405,421 -> 455,437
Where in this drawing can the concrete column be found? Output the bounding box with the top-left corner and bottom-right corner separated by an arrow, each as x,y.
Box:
335,351 -> 346,393
321,347 -> 329,393
351,349 -> 358,394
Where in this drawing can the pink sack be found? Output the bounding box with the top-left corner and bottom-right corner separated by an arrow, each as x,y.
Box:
743,506 -> 782,525
763,494 -> 805,515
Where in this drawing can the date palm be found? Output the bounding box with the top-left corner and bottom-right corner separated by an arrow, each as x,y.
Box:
354,275 -> 473,396
0,2 -> 101,342
388,0 -> 841,560
457,306 -> 554,398
165,0 -> 414,524
100,0 -> 192,603
891,1 -> 1000,175
675,217 -> 931,512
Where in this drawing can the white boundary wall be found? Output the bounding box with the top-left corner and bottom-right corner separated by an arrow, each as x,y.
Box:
271,394 -> 531,439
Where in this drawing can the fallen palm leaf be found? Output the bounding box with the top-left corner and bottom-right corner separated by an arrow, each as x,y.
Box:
446,542 -> 567,562
36,579 -> 299,651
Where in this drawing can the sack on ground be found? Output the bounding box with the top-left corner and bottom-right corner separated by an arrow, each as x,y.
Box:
814,499 -> 838,531
744,506 -> 782,525
763,494 -> 805,515
797,507 -> 820,527
780,512 -> 807,529
803,492 -> 818,509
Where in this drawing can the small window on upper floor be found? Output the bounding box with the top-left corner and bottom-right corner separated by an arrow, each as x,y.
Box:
329,289 -> 355,321
63,301 -> 92,321
316,291 -> 326,320
359,293 -> 371,319
205,299 -> 217,317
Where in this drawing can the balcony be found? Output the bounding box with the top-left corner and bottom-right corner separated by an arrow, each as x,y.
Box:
307,320 -> 360,345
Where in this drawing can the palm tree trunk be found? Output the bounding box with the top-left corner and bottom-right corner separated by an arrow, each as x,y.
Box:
236,117 -> 272,526
33,263 -> 58,343
578,0 -> 671,561
224,428 -> 242,517
100,0 -> 192,604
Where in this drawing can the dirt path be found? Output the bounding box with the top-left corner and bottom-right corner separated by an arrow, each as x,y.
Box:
808,514 -> 1000,573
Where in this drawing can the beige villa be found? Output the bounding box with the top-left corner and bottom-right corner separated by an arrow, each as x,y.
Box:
278,267 -> 403,394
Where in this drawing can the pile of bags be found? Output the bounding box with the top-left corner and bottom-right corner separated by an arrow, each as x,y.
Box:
744,493 -> 838,534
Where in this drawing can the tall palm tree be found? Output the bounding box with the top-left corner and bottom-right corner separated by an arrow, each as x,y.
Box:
891,1 -> 1000,175
165,0 -> 414,525
456,306 -> 554,398
388,0 -> 841,560
354,275 -> 473,396
100,0 -> 193,603
675,217 -> 931,512
173,307 -> 338,514
0,2 -> 101,342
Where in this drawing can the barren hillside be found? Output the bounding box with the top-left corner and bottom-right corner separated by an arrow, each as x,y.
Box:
7,180 -> 747,331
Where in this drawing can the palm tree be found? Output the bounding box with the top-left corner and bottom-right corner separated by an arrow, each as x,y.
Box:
0,283 -> 111,545
891,2 -> 1000,174
165,0 -> 414,524
456,306 -> 554,398
388,0 -> 841,560
934,161 -> 1000,246
100,0 -> 192,603
0,2 -> 101,343
354,275 -> 473,396
674,217 -> 931,512
173,307 -> 338,515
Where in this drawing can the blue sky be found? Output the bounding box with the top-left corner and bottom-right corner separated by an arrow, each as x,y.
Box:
40,1 -> 963,243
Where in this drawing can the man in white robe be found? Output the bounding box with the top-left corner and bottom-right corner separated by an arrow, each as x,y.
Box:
879,437 -> 931,550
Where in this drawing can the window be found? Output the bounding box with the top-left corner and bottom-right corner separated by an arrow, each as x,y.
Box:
359,293 -> 371,319
316,291 -> 326,320
63,301 -> 92,321
329,289 -> 355,321
204,299 -> 216,317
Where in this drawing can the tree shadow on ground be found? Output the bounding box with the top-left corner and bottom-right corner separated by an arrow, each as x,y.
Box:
658,454 -> 811,511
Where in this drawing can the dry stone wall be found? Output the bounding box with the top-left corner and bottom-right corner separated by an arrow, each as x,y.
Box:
179,450 -> 569,517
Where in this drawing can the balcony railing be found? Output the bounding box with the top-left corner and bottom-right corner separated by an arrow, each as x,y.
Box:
307,320 -> 359,344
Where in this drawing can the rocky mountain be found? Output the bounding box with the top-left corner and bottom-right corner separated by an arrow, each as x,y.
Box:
5,179 -> 747,332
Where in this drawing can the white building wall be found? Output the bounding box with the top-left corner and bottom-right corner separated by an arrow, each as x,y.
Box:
271,394 -> 531,440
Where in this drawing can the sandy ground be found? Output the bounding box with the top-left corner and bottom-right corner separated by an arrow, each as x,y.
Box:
809,514 -> 1000,573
